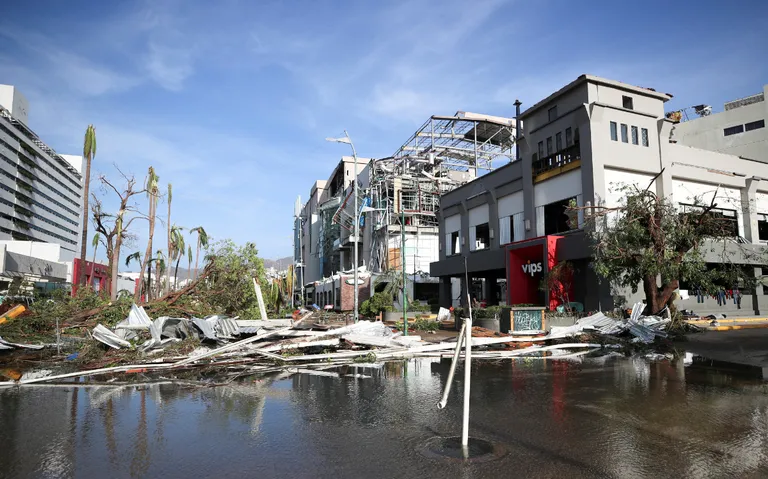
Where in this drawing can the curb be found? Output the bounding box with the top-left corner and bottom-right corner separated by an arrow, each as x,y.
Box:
704,323 -> 768,331
688,317 -> 768,324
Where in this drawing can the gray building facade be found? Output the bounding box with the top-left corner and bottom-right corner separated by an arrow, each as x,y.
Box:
431,75 -> 768,317
0,85 -> 83,262
672,85 -> 767,163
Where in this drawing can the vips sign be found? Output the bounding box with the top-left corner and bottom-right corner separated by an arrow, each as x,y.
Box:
521,261 -> 543,277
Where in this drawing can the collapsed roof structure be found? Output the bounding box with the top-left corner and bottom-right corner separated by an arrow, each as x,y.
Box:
352,111 -> 516,277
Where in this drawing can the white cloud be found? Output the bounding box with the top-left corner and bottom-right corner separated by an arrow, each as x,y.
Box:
144,42 -> 195,91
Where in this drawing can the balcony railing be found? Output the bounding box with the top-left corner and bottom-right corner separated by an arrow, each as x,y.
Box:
533,143 -> 581,176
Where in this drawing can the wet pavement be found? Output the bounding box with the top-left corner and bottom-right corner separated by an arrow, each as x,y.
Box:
1,356 -> 768,478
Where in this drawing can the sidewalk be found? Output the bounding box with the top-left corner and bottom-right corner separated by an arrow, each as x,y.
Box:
687,317 -> 768,331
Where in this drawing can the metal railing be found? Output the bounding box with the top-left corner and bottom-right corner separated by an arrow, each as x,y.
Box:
533,143 -> 581,176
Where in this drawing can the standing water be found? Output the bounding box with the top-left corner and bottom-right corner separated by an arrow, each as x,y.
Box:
1,356 -> 768,478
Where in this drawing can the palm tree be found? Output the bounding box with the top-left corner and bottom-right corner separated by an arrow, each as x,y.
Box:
154,250 -> 165,299
190,226 -> 208,280
185,245 -> 193,286
79,125 -> 96,286
125,251 -> 143,299
170,225 -> 186,290
135,167 -> 159,303
165,183 -> 172,295
90,233 -> 100,287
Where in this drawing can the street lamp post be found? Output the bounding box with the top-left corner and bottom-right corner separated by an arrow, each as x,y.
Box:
326,131 -> 360,323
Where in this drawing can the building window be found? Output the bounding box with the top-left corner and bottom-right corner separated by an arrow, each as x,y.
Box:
641,128 -> 649,147
451,231 -> 460,255
622,95 -> 634,110
574,127 -> 580,144
499,215 -> 513,245
724,125 -> 744,136
473,223 -> 490,251
546,137 -> 553,155
621,124 -> 628,143
680,203 -> 738,237
548,106 -> 558,122
335,288 -> 340,308
565,127 -> 573,147
538,141 -> 544,158
759,214 -> 768,241
746,119 -> 765,132
610,122 -> 618,141
544,197 -> 576,235
631,126 -> 639,145
555,132 -> 562,152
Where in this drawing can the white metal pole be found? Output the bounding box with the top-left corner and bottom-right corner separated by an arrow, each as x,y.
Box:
462,257 -> 473,448
346,130 -> 359,323
437,321 -> 466,409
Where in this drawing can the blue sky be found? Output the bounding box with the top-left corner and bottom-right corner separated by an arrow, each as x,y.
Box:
1,0 -> 766,264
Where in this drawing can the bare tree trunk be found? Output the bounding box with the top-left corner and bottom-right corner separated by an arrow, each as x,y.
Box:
135,197 -> 156,303
643,275 -> 678,315
165,187 -> 172,295
186,255 -> 192,286
155,260 -> 162,299
194,238 -> 200,280
78,157 -> 92,287
111,235 -> 122,300
145,261 -> 152,302
90,244 -> 97,287
174,254 -> 182,290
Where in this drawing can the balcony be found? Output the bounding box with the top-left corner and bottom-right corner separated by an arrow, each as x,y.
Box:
532,143 -> 581,181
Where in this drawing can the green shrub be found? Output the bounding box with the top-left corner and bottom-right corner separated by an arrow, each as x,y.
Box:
395,318 -> 439,332
360,291 -> 393,318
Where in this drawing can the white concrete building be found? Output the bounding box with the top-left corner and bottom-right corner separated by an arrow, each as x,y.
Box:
672,85 -> 767,162
0,85 -> 83,261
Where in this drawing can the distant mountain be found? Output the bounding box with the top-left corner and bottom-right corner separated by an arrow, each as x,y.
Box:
264,256 -> 292,271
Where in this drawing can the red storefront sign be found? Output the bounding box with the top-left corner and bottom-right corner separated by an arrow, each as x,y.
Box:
506,235 -> 571,310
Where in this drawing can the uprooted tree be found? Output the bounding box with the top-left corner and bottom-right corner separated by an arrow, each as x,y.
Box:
573,172 -> 762,315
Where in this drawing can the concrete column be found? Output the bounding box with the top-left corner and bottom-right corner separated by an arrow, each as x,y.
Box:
483,275 -> 498,305
459,275 -> 469,309
656,119 -> 675,200
580,106 -> 602,212
741,178 -> 760,243
522,146 -> 536,239
460,200 -> 470,258
752,266 -> 762,315
439,276 -> 452,308
487,190 -> 500,250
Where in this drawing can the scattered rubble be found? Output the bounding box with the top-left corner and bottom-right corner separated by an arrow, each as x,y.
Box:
0,300 -> 681,387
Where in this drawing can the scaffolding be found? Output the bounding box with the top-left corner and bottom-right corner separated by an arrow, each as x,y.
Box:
364,111 -> 516,274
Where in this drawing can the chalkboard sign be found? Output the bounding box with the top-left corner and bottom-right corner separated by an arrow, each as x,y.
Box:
510,307 -> 545,332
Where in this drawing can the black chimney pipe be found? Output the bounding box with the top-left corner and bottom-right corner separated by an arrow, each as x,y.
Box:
513,99 -> 522,161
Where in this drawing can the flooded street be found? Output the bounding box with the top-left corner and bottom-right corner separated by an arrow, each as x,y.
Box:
2,356 -> 768,478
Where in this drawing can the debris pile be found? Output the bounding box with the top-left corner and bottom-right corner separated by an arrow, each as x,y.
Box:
0,302 -> 637,387
549,303 -> 671,344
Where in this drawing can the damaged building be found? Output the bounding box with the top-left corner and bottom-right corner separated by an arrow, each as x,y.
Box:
430,74 -> 768,318
294,112 -> 516,309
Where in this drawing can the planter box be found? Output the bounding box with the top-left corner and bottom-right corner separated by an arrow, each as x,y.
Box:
383,311 -> 423,322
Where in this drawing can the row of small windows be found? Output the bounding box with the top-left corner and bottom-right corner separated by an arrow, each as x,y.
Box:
0,138 -> 81,207
537,127 -> 579,158
724,119 -> 765,136
0,124 -> 83,196
0,182 -> 78,227
0,193 -> 78,236
0,152 -> 81,215
0,213 -> 77,246
610,122 -> 649,146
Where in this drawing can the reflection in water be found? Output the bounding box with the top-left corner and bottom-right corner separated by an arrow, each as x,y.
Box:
0,356 -> 767,478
